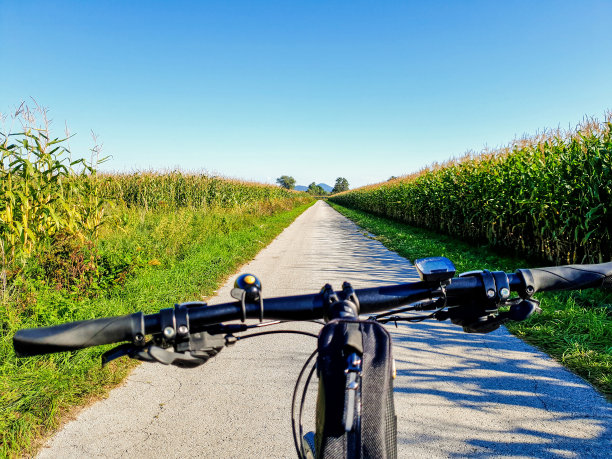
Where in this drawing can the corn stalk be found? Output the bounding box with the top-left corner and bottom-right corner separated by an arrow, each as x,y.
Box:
331,116 -> 612,264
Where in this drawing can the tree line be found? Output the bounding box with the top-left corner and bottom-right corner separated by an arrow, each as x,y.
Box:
276,176 -> 349,195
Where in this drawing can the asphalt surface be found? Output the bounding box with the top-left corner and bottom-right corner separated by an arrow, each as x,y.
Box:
38,201 -> 611,458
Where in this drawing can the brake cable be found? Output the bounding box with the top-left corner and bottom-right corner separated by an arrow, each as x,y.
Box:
213,323 -> 320,459
371,296 -> 448,324
298,356 -> 318,459
291,348 -> 319,459
375,307 -> 447,325
234,330 -> 319,341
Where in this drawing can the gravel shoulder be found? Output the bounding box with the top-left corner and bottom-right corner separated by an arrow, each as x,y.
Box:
38,201 -> 611,458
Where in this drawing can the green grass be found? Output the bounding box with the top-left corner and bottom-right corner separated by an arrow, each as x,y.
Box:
329,202 -> 612,400
0,200 -> 314,458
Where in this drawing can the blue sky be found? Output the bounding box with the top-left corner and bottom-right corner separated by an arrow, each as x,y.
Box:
1,0 -> 611,188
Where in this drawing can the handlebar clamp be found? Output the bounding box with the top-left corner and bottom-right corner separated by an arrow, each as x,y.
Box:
458,270 -> 510,311
322,283 -> 360,322
439,269 -> 514,333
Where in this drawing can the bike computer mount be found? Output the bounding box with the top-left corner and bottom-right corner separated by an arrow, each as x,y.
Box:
414,257 -> 456,284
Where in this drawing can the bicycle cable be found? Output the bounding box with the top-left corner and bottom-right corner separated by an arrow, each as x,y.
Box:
375,308 -> 446,325
223,328 -> 319,457
235,330 -> 319,341
291,348 -> 319,459
298,356 -> 318,459
244,319 -> 323,329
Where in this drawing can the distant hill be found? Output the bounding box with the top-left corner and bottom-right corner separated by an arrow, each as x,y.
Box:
294,183 -> 333,192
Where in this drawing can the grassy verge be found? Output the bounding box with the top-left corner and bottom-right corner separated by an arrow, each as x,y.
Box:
0,200 -> 314,457
329,202 -> 612,400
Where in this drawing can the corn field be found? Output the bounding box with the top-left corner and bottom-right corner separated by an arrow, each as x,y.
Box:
0,118 -> 105,280
0,104 -> 308,291
1,156 -> 304,280
100,171 -> 301,210
331,116 -> 612,264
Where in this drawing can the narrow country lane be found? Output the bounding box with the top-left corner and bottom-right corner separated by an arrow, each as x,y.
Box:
38,201 -> 611,458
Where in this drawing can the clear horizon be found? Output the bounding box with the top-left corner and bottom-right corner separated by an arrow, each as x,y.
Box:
2,0 -> 611,188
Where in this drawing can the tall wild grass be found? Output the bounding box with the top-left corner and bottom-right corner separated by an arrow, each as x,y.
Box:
0,102 -> 308,296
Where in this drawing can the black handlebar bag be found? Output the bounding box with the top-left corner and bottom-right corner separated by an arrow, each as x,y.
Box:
315,320 -> 397,459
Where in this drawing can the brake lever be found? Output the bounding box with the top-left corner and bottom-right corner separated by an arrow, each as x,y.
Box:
102,341 -> 217,368
434,297 -> 541,334
102,323 -> 230,368
101,343 -> 132,366
101,343 -> 155,366
507,299 -> 541,321
148,345 -> 212,367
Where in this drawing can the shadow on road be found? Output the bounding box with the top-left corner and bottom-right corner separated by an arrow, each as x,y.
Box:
297,210 -> 421,287
311,203 -> 611,457
389,321 -> 611,458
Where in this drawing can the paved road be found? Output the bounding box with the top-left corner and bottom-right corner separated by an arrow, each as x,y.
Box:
39,201 -> 611,458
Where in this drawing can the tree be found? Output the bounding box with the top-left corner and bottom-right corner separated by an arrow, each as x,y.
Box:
332,177 -> 349,194
276,175 -> 296,190
307,182 -> 327,195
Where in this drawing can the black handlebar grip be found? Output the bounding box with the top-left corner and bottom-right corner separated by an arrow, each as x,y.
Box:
520,262 -> 612,294
13,312 -> 145,357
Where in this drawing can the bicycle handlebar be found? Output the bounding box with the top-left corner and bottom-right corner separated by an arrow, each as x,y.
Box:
521,262 -> 612,293
13,262 -> 612,357
13,313 -> 145,357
